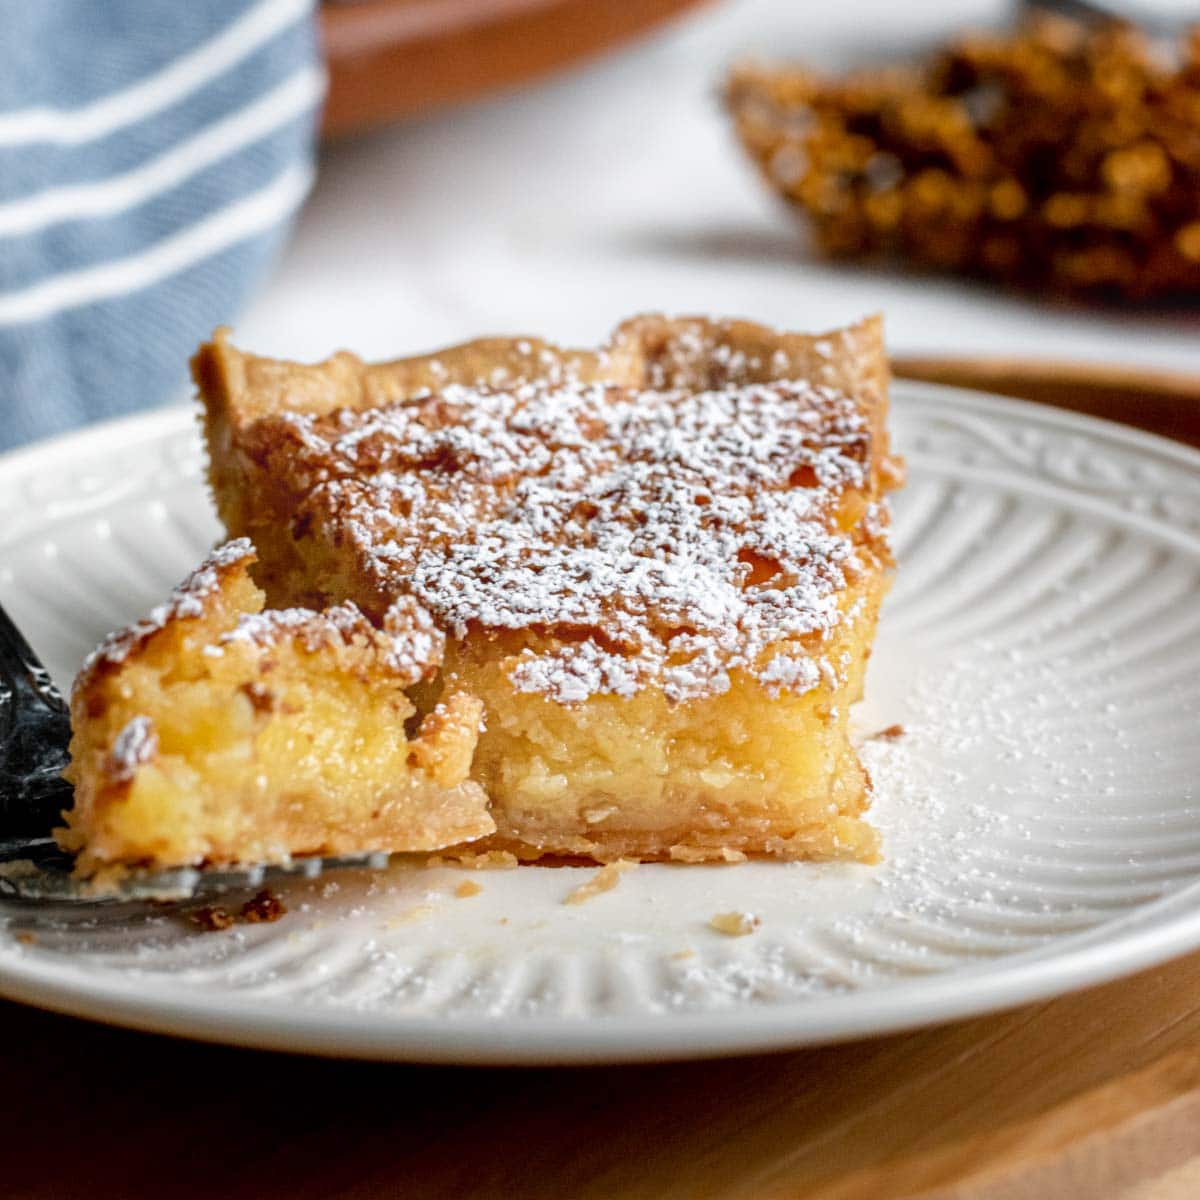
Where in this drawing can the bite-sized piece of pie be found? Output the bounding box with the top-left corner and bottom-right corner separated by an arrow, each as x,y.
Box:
58,540 -> 492,881
194,314 -> 903,864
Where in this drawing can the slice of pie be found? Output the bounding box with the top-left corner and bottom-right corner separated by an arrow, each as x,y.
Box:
58,540 -> 492,880
190,314 -> 902,865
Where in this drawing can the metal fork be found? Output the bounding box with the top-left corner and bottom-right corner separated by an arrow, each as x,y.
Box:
0,600 -> 386,904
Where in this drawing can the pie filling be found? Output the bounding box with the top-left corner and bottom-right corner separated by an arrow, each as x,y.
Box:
59,542 -> 491,882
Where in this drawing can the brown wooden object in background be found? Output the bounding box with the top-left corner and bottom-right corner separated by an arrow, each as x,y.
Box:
893,356 -> 1200,449
319,0 -> 713,136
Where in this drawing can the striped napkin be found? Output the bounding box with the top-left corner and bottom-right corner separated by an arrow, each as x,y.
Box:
0,0 -> 323,452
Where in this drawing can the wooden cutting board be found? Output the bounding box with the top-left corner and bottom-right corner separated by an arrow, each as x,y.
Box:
319,0 -> 713,136
1,362 -> 1198,1199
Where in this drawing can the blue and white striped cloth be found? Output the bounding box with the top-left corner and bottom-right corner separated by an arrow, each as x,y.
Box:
0,0 -> 323,451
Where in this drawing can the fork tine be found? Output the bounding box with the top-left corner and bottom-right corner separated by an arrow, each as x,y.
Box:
0,601 -> 74,839
0,850 -> 390,904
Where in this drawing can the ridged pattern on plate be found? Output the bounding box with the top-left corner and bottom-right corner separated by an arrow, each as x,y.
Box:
1,387 -> 1199,1053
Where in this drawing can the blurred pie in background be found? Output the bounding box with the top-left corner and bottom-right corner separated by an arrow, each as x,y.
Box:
726,15 -> 1200,302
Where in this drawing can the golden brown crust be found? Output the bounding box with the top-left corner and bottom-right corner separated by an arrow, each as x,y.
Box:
194,314 -> 887,429
192,324 -> 620,454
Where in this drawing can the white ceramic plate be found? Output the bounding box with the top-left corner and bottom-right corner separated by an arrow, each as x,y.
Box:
1,383 -> 1199,1064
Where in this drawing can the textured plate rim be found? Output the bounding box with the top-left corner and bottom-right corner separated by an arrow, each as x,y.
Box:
1,881 -> 1200,1064
2,384 -> 1200,1064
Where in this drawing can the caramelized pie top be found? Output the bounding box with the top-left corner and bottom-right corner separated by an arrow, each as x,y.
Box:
195,314 -> 899,705
229,393 -> 894,705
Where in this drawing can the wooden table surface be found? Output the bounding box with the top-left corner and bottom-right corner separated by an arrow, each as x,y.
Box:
5,362 -> 1200,1200
7,952 -> 1200,1199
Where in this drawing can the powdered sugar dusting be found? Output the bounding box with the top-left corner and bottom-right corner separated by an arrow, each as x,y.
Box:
759,652 -> 821,698
214,604 -> 364,653
75,537 -> 255,689
381,595 -> 446,682
80,537 -> 444,691
211,596 -> 442,686
107,715 -> 158,782
279,378 -> 887,702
